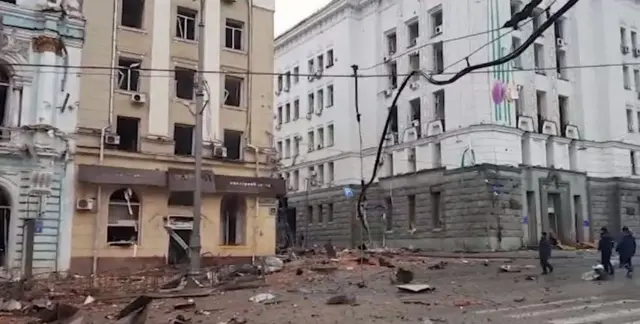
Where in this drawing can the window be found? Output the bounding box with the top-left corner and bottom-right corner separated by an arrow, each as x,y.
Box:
621,27 -> 628,47
623,66 -> 631,90
317,54 -> 324,72
327,203 -> 334,222
117,57 -> 141,91
307,130 -> 315,151
532,8 -> 544,31
306,205 -> 313,223
385,197 -> 393,231
556,50 -> 568,79
635,70 -> 640,93
431,191 -> 442,228
317,165 -> 324,186
434,89 -> 445,131
121,0 -> 144,29
326,85 -> 334,107
293,99 -> 300,120
176,7 -> 197,41
409,53 -> 420,77
284,138 -> 291,158
276,141 -> 282,156
386,32 -> 397,55
631,151 -> 637,175
327,124 -> 334,146
224,19 -> 243,50
317,89 -> 324,111
535,90 -> 547,133
115,116 -> 140,151
510,1 -> 521,17
534,44 -> 544,73
431,10 -> 443,36
174,123 -> 194,155
407,20 -> 419,46
433,41 -> 444,73
410,97 -> 421,137
293,66 -> 299,83
317,127 -> 324,149
0,66 -> 12,132
284,72 -> 291,90
632,31 -> 638,50
293,170 -> 299,190
326,49 -> 334,68
223,129 -> 243,160
636,111 -> 640,132
512,37 -> 522,68
285,103 -> 291,123
327,162 -> 334,182
220,195 -> 246,245
293,136 -> 300,156
388,61 -> 398,88
224,76 -> 243,107
307,93 -> 314,114
276,106 -> 282,125
408,194 -> 416,229
558,96 -> 568,137
174,67 -> 195,100
276,75 -> 283,92
107,189 -> 140,245
627,108 -> 634,132
317,204 -> 324,223
515,84 -> 524,115
308,59 -> 315,74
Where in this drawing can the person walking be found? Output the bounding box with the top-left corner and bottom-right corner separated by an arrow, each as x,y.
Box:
598,226 -> 615,275
539,232 -> 554,275
616,226 -> 636,278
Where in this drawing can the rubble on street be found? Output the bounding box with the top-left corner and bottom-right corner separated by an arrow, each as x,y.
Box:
0,246 -> 602,323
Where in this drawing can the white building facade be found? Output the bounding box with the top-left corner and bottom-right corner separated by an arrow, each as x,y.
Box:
275,0 -> 640,251
0,0 -> 84,277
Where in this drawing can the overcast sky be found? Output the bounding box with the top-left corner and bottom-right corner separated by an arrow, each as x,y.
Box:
274,0 -> 332,36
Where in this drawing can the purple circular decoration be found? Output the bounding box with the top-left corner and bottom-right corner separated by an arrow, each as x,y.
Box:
491,80 -> 506,104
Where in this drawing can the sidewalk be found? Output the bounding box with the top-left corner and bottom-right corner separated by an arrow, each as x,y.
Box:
415,249 -> 598,260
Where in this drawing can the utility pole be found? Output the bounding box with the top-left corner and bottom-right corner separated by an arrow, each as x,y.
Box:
189,0 -> 206,276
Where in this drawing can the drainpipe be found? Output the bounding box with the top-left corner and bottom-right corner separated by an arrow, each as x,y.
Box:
244,0 -> 253,144
107,0 -> 118,128
247,144 -> 260,263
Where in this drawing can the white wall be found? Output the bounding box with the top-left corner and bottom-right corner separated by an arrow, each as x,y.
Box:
275,0 -> 640,189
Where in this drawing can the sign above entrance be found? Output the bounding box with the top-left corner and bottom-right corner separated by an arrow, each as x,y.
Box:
167,168 -> 216,193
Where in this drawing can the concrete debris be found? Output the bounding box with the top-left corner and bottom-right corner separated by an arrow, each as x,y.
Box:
326,294 -> 357,305
263,256 -> 284,274
171,314 -> 191,324
514,297 -> 526,302
35,303 -> 80,323
324,240 -> 337,258
249,293 -> 276,303
83,295 -> 95,305
394,268 -> 414,284
1,299 -> 22,311
174,299 -> 196,309
396,284 -> 435,293
378,257 -> 395,268
427,261 -> 447,270
499,265 -> 521,273
218,316 -> 248,324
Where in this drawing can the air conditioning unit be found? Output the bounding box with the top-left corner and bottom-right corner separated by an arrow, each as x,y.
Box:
634,48 -> 640,57
434,25 -> 443,35
130,92 -> 146,104
410,38 -> 417,46
76,198 -> 95,211
622,45 -> 630,54
409,82 -> 420,90
30,170 -> 54,194
382,88 -> 393,97
314,70 -> 323,79
104,134 -> 120,145
556,38 -> 566,48
384,132 -> 398,146
411,119 -> 420,127
213,146 -> 227,158
306,112 -> 313,120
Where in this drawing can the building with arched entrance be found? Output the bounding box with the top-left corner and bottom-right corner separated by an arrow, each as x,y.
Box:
0,1 -> 84,278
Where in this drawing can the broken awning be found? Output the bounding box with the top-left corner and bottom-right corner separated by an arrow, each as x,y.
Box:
77,165 -> 167,186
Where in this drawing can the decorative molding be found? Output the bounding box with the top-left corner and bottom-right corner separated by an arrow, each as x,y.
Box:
0,30 -> 30,61
31,35 -> 64,55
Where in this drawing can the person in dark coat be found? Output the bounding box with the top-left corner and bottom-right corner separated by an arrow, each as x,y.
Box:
539,232 -> 553,274
616,226 -> 636,278
598,226 -> 615,275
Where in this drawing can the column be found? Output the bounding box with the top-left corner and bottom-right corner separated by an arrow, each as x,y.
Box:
148,0 -> 171,136
32,36 -> 62,126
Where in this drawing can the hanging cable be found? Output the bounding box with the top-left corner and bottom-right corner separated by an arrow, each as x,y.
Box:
356,0 -> 581,221
423,0 -> 579,85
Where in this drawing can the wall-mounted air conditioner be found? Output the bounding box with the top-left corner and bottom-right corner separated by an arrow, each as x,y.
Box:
130,92 -> 147,104
104,134 -> 120,145
434,25 -> 443,35
76,198 -> 95,211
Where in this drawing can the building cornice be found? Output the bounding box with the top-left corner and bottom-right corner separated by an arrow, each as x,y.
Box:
275,0 -> 350,50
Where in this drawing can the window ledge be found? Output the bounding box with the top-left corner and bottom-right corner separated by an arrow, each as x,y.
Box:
219,244 -> 248,248
223,105 -> 246,111
118,26 -> 147,35
223,47 -> 247,55
173,37 -> 198,45
115,89 -> 143,96
173,97 -> 195,106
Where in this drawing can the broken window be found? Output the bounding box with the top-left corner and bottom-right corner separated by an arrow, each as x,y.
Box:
117,57 -> 141,91
166,191 -> 193,264
116,116 -> 140,151
220,195 -> 246,245
410,97 -> 421,137
326,49 -> 334,68
306,205 -> 313,223
174,67 -> 195,100
433,89 -> 445,131
224,19 -> 244,50
176,7 -> 197,41
293,99 -> 300,120
385,197 -> 393,231
174,123 -> 194,156
121,0 -> 144,29
386,31 -> 397,55
431,191 -> 442,228
224,76 -> 243,107
107,188 -> 140,245
0,66 -> 10,132
408,194 -> 416,229
558,96 -> 568,137
317,204 -> 324,223
407,21 -> 419,46
327,203 -> 334,222
223,129 -> 243,160
387,61 -> 398,88
433,42 -> 444,73
0,188 -> 9,267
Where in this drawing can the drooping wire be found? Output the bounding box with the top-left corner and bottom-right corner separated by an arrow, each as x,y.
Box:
356,0 -> 581,221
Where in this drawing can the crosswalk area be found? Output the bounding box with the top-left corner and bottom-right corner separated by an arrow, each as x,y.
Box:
474,296 -> 640,323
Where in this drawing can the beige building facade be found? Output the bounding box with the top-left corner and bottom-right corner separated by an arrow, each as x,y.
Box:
72,0 -> 281,274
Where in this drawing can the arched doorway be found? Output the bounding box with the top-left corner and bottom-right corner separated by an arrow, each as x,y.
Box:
0,186 -> 11,268
220,195 -> 246,246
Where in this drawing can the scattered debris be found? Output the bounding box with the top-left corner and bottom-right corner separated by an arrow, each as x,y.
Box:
249,293 -> 276,303
326,294 -> 357,305
499,265 -> 521,273
378,256 -> 394,268
1,299 -> 22,311
264,256 -> 285,274
172,314 -> 191,324
514,297 -> 526,302
83,295 -> 95,305
396,284 -> 436,293
174,299 -> 196,310
394,268 -> 414,284
324,240 -> 337,258
525,275 -> 537,281
427,261 -> 447,270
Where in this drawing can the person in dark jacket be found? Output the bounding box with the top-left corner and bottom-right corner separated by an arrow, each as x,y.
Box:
539,232 -> 553,274
598,227 -> 615,275
616,226 -> 636,278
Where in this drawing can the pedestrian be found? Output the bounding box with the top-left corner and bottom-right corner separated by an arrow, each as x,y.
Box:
598,226 -> 615,275
539,232 -> 554,275
616,226 -> 636,278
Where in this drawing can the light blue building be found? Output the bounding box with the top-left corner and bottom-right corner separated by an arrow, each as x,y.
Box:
0,0 -> 84,278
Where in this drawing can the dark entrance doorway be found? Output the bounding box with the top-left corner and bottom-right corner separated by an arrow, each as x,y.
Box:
168,229 -> 191,265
